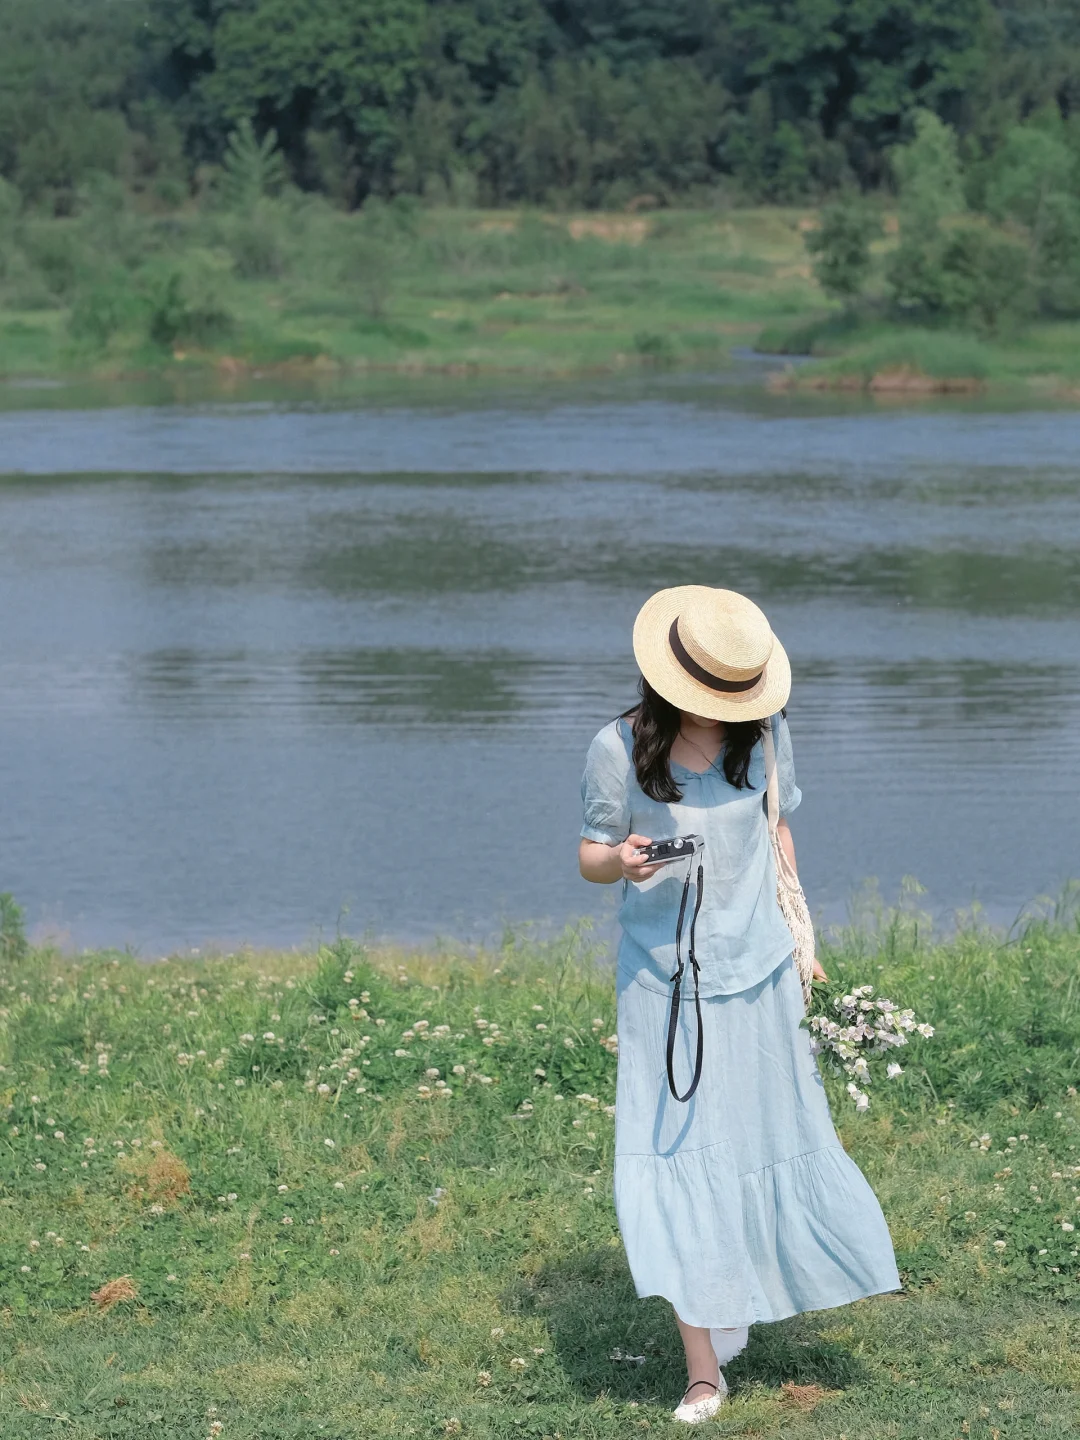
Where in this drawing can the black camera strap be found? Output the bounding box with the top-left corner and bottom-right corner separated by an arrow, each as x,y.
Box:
666,856 -> 705,1102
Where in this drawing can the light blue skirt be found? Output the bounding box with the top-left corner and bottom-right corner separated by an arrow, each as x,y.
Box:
613,953 -> 901,1330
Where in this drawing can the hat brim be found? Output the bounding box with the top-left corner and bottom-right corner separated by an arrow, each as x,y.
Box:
632,585 -> 791,722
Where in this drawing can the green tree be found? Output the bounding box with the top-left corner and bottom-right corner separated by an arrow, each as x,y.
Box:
805,201 -> 883,302
220,120 -> 288,210
146,0 -> 428,202
0,0 -> 151,211
984,113 -> 1080,315
892,109 -> 967,232
721,0 -> 991,188
984,114 -> 1078,229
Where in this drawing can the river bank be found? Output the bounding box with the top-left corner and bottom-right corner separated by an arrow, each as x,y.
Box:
1,911 -> 1078,1438
5,204 -> 1080,399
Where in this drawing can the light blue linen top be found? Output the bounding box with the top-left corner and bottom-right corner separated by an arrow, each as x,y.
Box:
580,712 -> 801,997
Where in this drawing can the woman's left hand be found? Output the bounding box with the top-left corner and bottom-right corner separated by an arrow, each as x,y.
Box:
811,958 -> 828,983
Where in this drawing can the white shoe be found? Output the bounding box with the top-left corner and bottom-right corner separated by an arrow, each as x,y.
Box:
673,1373 -> 728,1423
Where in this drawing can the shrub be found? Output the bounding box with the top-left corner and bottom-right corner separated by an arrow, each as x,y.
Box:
0,892 -> 27,960
1032,191 -> 1080,316
633,330 -> 675,364
805,202 -> 883,303
19,222 -> 86,301
888,220 -> 1034,332
144,264 -> 233,348
221,200 -> 291,280
68,271 -> 140,347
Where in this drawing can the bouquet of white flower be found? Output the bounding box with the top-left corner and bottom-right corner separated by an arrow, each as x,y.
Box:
802,983 -> 935,1110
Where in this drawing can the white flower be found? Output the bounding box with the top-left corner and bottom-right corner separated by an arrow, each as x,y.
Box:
334,1180 -> 345,1190
491,1327 -> 505,1339
281,1216 -> 293,1225
20,1265 -> 30,1273
509,1357 -> 527,1371
394,1048 -> 409,1058
278,1184 -> 289,1192
53,1130 -> 65,1140
1062,1222 -> 1075,1233
324,1138 -> 335,1148
563,1037 -> 576,1049
452,1064 -> 466,1075
425,1068 -> 440,1078
316,1083 -> 331,1094
887,1063 -> 903,1079
993,1240 -> 1007,1250
535,1023 -> 548,1031
262,1032 -> 275,1041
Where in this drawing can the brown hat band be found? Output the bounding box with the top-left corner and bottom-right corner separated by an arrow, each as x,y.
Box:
668,619 -> 764,695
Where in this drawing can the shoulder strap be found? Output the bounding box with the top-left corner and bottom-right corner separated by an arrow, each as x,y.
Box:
762,714 -> 780,839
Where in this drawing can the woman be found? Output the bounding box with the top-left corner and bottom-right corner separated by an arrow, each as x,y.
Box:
578,586 -> 900,1423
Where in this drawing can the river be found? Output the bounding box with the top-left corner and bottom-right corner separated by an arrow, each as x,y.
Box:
2,369 -> 1078,952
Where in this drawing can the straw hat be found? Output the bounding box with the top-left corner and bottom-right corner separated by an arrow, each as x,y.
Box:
632,586 -> 790,722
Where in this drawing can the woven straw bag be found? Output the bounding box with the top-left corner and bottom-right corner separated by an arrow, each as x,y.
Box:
763,718 -> 816,1011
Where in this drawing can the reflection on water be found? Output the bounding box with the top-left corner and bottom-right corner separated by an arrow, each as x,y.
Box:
1,374 -> 1079,950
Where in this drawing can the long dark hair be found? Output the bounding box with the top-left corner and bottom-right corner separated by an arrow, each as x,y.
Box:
621,676 -> 768,802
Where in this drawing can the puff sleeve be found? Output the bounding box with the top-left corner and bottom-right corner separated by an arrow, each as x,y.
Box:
580,723 -> 632,846
775,712 -> 802,819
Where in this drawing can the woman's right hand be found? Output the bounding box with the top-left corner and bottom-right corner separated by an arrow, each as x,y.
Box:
620,834 -> 664,883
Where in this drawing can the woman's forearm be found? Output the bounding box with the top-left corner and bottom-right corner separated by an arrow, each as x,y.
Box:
578,838 -> 625,884
777,817 -> 797,876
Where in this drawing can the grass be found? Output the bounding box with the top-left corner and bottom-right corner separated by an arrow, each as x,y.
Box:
5,198 -> 1080,397
756,312 -> 1080,394
2,893 -> 1080,1438
0,204 -> 820,385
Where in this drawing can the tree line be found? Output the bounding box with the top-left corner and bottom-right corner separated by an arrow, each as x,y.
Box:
4,0 -> 1080,214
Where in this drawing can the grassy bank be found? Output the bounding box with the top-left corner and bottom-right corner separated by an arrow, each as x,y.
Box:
0,205 -> 821,384
4,201 -> 1080,397
758,313 -> 1080,397
2,903 -> 1080,1438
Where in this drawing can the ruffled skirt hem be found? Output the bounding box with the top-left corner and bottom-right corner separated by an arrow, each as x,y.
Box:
614,1139 -> 902,1330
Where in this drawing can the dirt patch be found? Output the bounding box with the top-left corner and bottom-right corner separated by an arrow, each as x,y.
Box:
869,366 -> 983,394
567,216 -> 650,245
769,364 -> 984,395
91,1275 -> 139,1311
780,1381 -> 838,1411
121,1147 -> 191,1206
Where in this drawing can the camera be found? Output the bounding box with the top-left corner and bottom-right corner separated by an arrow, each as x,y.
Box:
636,834 -> 704,866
